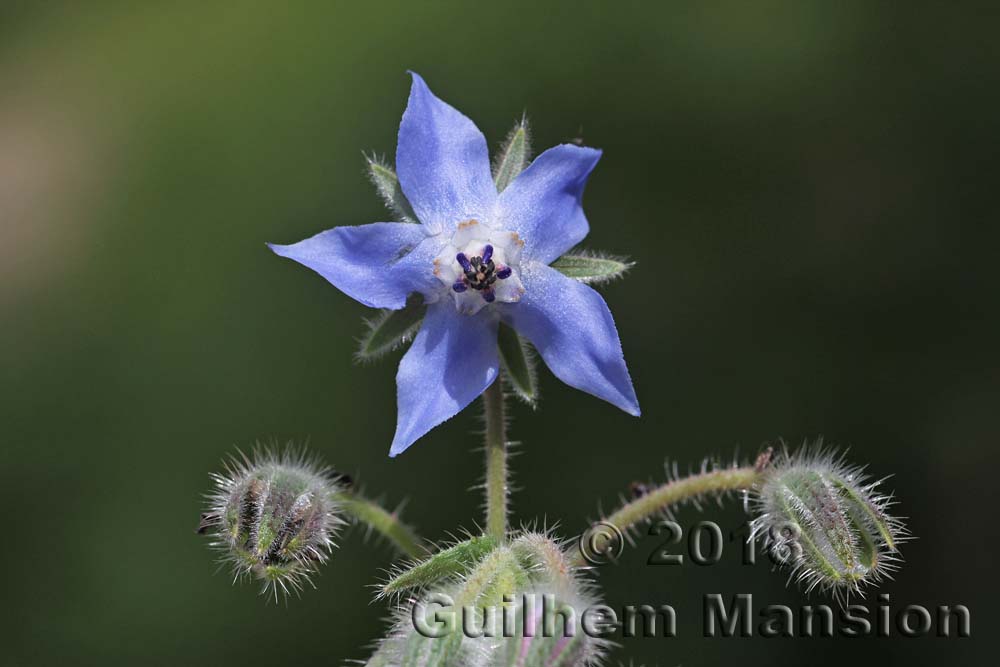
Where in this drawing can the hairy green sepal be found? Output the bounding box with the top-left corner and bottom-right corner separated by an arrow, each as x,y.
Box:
493,117 -> 531,193
356,294 -> 425,361
382,535 -> 500,596
551,251 -> 634,285
497,323 -> 538,406
366,155 -> 418,223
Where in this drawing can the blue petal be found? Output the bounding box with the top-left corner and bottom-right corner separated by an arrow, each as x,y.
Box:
268,222 -> 440,310
396,72 -> 497,234
501,262 -> 640,416
390,301 -> 499,456
495,144 -> 602,265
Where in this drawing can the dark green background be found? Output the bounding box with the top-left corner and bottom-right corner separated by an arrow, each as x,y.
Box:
1,2 -> 994,665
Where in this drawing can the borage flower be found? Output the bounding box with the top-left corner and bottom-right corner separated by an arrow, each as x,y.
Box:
270,73 -> 639,456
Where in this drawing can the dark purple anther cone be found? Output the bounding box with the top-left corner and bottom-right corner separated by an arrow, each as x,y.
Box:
481,244 -> 493,264
482,289 -> 496,303
496,266 -> 512,280
456,252 -> 472,272
452,280 -> 468,292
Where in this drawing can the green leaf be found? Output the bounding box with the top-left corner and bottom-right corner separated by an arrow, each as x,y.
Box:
492,117 -> 531,193
365,155 -> 418,223
497,323 -> 538,406
381,535 -> 500,596
551,250 -> 634,285
356,294 -> 425,362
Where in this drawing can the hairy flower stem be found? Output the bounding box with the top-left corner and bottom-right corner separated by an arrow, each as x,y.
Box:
483,377 -> 509,542
570,466 -> 760,567
333,492 -> 428,559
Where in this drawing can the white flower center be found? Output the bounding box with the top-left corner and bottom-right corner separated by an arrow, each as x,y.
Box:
432,219 -> 525,315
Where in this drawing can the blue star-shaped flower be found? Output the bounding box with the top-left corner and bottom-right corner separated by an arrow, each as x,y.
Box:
270,73 -> 640,456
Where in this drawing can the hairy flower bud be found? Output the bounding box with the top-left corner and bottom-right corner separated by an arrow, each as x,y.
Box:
750,447 -> 906,596
366,533 -> 607,666
199,448 -> 346,599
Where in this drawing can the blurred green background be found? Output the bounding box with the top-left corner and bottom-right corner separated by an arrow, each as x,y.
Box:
1,1 -> 995,665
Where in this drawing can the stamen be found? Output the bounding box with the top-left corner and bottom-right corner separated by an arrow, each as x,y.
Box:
434,222 -> 525,312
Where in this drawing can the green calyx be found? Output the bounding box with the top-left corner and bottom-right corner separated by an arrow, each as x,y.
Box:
356,294 -> 426,362
752,450 -> 905,594
550,251 -> 634,285
493,117 -> 531,193
497,323 -> 538,406
203,450 -> 347,598
382,535 -> 501,596
367,154 -> 419,223
370,534 -> 600,667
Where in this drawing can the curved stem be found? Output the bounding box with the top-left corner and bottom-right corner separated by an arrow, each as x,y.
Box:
570,466 -> 760,567
482,377 -> 508,541
334,492 -> 428,560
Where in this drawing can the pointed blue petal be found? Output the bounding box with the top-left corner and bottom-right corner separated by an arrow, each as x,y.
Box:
501,262 -> 640,416
396,72 -> 497,234
268,222 -> 440,310
389,301 -> 499,456
495,144 -> 602,265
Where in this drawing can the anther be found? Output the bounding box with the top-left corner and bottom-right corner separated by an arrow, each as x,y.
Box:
452,246 -> 515,304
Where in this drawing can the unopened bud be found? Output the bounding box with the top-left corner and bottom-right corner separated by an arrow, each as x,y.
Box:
751,447 -> 906,596
199,448 -> 346,599
366,533 -> 607,666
